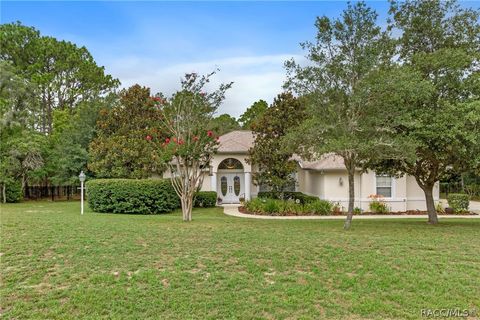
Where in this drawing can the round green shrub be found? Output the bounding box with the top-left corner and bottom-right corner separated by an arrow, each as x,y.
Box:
194,191 -> 217,207
447,193 -> 469,213
86,179 -> 180,214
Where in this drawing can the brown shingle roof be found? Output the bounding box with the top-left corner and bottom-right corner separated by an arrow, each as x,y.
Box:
295,153 -> 346,171
217,130 -> 254,153
218,131 -> 347,171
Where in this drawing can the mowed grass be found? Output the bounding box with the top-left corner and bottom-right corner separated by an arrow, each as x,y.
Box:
1,202 -> 479,319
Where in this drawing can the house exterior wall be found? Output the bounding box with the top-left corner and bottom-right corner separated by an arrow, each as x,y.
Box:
162,170 -> 212,191
295,168 -> 439,212
161,151 -> 439,211
297,170 -> 324,198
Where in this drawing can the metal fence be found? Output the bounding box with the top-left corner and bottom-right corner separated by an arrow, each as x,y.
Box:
24,185 -> 81,201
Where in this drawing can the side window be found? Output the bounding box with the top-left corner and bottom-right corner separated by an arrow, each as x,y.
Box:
376,175 -> 392,197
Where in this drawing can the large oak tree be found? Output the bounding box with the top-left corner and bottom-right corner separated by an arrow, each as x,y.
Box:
365,0 -> 480,223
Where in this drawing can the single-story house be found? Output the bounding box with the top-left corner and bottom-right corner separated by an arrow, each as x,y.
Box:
164,130 -> 439,211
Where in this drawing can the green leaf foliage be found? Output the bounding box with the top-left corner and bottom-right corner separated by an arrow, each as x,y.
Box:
239,100 -> 268,129
447,193 -> 470,213
284,2 -> 388,222
193,191 -> 217,208
364,0 -> 480,221
4,180 -> 23,203
86,179 -> 180,214
209,114 -> 240,136
88,85 -> 166,179
248,93 -> 306,193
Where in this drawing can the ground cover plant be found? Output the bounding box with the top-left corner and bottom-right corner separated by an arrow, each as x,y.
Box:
1,201 -> 479,319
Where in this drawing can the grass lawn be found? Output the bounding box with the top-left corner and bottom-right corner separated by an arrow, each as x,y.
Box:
1,201 -> 479,319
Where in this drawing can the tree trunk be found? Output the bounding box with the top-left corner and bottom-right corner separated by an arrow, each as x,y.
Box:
422,185 -> 438,224
344,166 -> 355,230
2,184 -> 6,204
181,196 -> 193,222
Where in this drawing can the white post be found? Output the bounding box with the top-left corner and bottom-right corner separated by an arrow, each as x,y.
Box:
79,171 -> 86,215
80,181 -> 84,215
245,172 -> 251,201
211,172 -> 217,192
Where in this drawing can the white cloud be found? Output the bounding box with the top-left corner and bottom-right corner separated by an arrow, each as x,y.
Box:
101,53 -> 304,118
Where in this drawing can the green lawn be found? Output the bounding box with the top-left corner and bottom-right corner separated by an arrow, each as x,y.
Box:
1,202 -> 479,319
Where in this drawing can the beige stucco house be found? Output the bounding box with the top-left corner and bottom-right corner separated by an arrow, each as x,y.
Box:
164,130 -> 439,211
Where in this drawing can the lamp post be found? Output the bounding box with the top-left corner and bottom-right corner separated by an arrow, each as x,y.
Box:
79,171 -> 86,215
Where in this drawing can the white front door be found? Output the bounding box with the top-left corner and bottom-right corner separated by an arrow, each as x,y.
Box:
218,173 -> 244,203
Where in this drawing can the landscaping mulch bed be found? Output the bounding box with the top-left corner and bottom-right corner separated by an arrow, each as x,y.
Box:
238,206 -> 477,216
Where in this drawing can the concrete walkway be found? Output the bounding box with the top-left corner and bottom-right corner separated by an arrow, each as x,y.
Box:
222,204 -> 480,220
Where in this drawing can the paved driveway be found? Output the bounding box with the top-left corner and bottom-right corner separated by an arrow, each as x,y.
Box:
469,201 -> 480,213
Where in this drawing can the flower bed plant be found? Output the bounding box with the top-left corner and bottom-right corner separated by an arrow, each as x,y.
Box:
242,198 -> 333,216
368,194 -> 389,213
240,197 -> 476,216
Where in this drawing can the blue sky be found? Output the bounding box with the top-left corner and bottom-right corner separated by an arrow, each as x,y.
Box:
1,1 -> 478,117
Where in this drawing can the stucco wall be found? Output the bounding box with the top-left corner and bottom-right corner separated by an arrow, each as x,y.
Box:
296,168 -> 439,212
162,170 -> 212,192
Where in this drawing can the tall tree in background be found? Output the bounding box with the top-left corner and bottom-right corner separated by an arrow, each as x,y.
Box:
47,95 -> 117,185
239,99 -> 268,129
89,85 -> 166,178
284,2 -> 389,229
0,22 -> 119,134
248,93 -> 305,195
0,61 -> 43,201
365,0 -> 480,224
210,114 -> 240,135
157,71 -> 232,221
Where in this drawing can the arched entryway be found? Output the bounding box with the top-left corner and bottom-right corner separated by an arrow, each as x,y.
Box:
217,158 -> 244,204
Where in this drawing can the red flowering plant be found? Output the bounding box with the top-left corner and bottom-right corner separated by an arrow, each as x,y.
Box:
151,70 -> 232,221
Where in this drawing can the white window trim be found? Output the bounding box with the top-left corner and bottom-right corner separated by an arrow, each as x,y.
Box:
374,174 -> 395,200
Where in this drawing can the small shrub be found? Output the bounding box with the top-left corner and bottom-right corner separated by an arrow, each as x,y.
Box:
353,207 -> 362,215
244,198 -> 264,213
368,194 -> 389,213
264,199 -> 280,214
306,200 -> 332,215
332,203 -> 342,215
435,202 -> 445,214
447,193 -> 469,213
369,201 -> 389,213
87,179 -> 179,214
283,200 -> 303,215
194,191 -> 217,208
257,191 -> 318,204
3,181 -> 23,203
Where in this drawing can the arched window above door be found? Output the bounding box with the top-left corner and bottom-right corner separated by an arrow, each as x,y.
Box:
218,158 -> 243,170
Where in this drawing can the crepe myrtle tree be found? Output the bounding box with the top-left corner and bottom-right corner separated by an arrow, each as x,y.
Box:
152,71 -> 232,221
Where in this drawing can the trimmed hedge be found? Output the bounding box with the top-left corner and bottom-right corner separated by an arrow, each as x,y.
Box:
447,193 -> 469,213
257,191 -> 318,204
86,179 -> 180,214
194,191 -> 217,208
